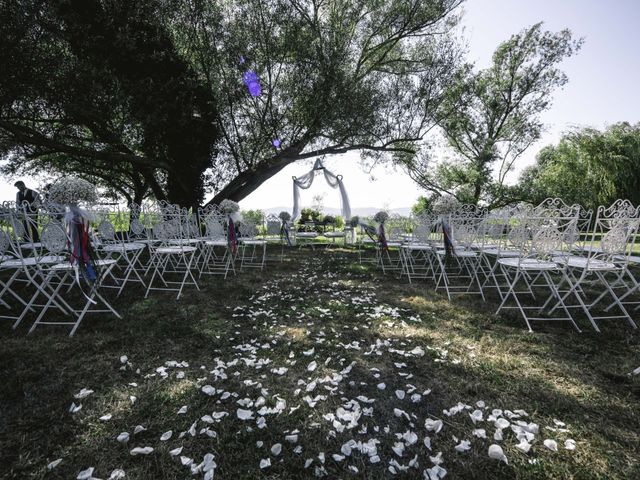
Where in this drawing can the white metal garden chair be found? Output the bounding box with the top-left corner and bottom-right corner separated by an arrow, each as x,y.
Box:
145,206 -> 199,299
433,206 -> 487,301
237,219 -> 267,270
545,200 -> 640,331
495,208 -> 581,332
92,207 -> 147,295
399,213 -> 437,283
197,205 -> 235,278
14,211 -> 121,336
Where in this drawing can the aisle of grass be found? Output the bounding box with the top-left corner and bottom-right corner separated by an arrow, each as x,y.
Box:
0,246 -> 638,479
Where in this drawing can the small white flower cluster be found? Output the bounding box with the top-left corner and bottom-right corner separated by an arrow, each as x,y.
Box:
278,211 -> 291,222
48,178 -> 98,205
373,211 -> 389,224
431,195 -> 461,215
220,199 -> 240,214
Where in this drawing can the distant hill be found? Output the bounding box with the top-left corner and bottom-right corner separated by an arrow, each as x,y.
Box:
250,206 -> 412,217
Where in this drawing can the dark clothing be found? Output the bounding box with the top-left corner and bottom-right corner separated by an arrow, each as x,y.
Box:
16,188 -> 40,242
16,188 -> 39,213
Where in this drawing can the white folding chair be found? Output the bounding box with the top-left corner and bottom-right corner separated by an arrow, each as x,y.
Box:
16,210 -> 121,336
546,200 -> 640,331
495,208 -> 581,332
145,205 -> 200,299
197,206 -> 235,278
237,219 -> 267,270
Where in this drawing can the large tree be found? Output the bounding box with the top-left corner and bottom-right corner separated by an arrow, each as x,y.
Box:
518,122 -> 640,212
401,23 -> 582,207
0,0 -> 219,209
1,0 -> 465,207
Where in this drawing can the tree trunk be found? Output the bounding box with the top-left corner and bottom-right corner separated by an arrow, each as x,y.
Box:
208,159 -> 295,205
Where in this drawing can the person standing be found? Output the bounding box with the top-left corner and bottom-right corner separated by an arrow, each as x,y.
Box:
14,180 -> 41,242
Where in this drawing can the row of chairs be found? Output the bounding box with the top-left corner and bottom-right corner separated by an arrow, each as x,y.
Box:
0,201 -> 277,336
365,199 -> 640,333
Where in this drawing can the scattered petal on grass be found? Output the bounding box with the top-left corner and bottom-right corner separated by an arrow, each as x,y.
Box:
544,439 -> 558,452
424,419 -> 443,433
237,408 -> 254,420
130,447 -> 154,456
76,467 -> 94,480
74,388 -> 94,399
260,458 -> 271,469
455,440 -> 471,453
202,385 -> 216,396
488,444 -> 508,464
515,439 -> 532,453
117,432 -> 130,443
47,459 -> 62,470
271,443 -> 282,456
160,430 -> 173,441
69,402 -> 82,414
565,439 -> 577,451
177,405 -> 188,415
133,425 -> 146,434
99,414 -> 112,421
108,469 -> 126,480
377,383 -> 386,390
169,446 -> 183,456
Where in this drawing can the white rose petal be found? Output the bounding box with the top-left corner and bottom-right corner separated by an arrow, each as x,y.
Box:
160,430 -> 173,441
237,408 -> 254,420
99,414 -> 112,421
260,458 -> 271,469
271,443 -> 282,456
74,388 -> 94,399
130,447 -> 154,455
47,459 -> 62,470
454,440 -> 471,453
565,439 -> 576,451
543,439 -> 558,452
108,469 -> 126,480
488,444 -> 508,464
77,467 -> 94,480
117,432 -> 130,443
169,446 -> 183,456
424,419 -> 443,433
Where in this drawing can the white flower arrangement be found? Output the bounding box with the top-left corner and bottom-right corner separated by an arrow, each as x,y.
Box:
431,195 -> 461,215
220,199 -> 240,214
279,211 -> 291,222
373,211 -> 389,224
48,178 -> 98,205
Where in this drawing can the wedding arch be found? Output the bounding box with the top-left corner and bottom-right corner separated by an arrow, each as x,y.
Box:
291,158 -> 351,222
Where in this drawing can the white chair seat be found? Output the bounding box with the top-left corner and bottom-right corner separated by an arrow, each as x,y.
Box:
386,241 -> 402,248
50,259 -> 118,271
574,245 -> 602,254
402,244 -> 431,251
552,255 -> 618,271
20,242 -> 43,249
1,255 -> 66,267
498,258 -> 558,270
436,249 -> 477,258
615,254 -> 640,264
205,239 -> 228,246
296,232 -> 318,238
156,246 -> 198,254
241,239 -> 267,246
102,242 -> 146,252
482,249 -> 521,258
168,239 -> 201,245
0,254 -> 14,262
325,231 -> 346,238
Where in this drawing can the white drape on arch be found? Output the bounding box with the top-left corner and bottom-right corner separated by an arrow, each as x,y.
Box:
292,158 -> 351,222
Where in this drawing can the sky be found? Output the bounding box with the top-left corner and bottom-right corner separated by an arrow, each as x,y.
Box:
2,0 -> 639,211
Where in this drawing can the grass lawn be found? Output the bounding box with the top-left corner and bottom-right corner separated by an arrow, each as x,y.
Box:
1,246 -> 639,479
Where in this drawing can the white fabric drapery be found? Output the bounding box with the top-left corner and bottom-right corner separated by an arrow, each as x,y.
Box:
292,159 -> 351,222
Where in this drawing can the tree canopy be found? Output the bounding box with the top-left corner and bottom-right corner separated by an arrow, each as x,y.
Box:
400,23 -> 582,208
517,122 -> 640,212
1,0 -> 465,207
